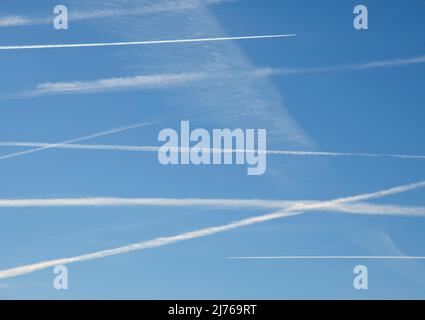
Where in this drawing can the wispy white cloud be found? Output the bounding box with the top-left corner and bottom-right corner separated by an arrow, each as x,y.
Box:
1,179 -> 424,280
105,1 -> 310,147
0,0 -> 236,27
0,15 -> 44,27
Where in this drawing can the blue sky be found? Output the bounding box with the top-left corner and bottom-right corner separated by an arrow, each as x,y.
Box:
0,0 -> 425,299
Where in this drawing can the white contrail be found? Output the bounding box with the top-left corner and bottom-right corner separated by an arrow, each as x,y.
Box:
356,55 -> 425,69
15,55 -> 424,98
26,73 -> 206,96
325,202 -> 425,217
255,55 -> 425,76
0,197 -> 424,217
1,142 -> 425,161
1,179 -> 425,280
266,150 -> 425,160
13,54 -> 424,98
0,34 -> 296,51
228,256 -> 425,260
0,197 -> 291,209
0,121 -> 159,161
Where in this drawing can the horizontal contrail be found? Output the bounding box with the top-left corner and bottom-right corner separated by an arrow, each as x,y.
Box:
228,256 -> 425,260
6,73 -> 201,99
1,142 -> 425,160
1,179 -> 424,280
0,34 -> 296,51
0,197 -> 424,217
11,54 -> 424,98
0,197 -> 291,209
0,121 -> 159,161
255,55 -> 425,77
25,73 -> 206,96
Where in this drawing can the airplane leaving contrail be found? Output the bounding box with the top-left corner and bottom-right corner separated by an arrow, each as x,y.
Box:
0,179 -> 424,280
0,121 -> 160,161
1,142 -> 425,160
0,34 -> 295,51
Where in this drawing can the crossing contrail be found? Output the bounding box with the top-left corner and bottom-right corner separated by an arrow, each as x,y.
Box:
0,34 -> 296,51
0,197 -> 424,216
0,197 -> 291,209
0,121 -> 160,161
1,142 -> 425,160
0,179 -> 424,280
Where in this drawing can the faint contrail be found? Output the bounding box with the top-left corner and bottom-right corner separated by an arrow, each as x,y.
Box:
227,256 -> 425,260
11,54 -> 424,98
255,55 -> 425,76
1,142 -> 425,160
0,34 -> 296,51
0,0 -> 237,27
0,121 -> 159,161
1,179 -> 424,280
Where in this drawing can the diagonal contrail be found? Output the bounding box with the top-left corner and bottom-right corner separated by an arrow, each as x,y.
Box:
1,142 -> 425,160
0,121 -> 159,161
0,179 -> 424,280
0,34 -> 296,51
254,55 -> 425,77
